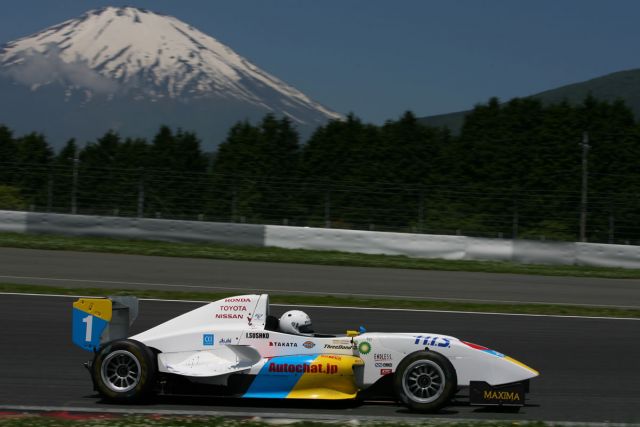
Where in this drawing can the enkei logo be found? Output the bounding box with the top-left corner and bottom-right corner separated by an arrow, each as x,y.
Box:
413,335 -> 450,348
268,363 -> 338,374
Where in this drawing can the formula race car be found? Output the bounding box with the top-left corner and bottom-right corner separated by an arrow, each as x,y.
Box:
72,294 -> 539,412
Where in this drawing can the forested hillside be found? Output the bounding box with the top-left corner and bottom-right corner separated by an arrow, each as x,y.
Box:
1,95 -> 639,244
419,69 -> 640,133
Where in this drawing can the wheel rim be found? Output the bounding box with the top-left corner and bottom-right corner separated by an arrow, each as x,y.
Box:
402,359 -> 446,403
101,350 -> 141,393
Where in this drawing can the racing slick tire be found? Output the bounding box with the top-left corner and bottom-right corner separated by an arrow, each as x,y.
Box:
92,339 -> 156,403
394,350 -> 457,412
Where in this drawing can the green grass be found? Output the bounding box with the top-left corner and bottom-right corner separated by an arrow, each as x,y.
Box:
1,232 -> 639,279
2,283 -> 638,318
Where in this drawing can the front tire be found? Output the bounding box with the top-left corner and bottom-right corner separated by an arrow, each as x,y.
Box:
394,350 -> 457,412
92,339 -> 156,402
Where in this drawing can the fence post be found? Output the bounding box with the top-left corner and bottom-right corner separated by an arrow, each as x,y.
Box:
418,191 -> 424,233
580,131 -> 590,242
609,212 -> 615,244
231,184 -> 238,223
137,168 -> 145,218
71,147 -> 79,214
324,190 -> 331,228
46,171 -> 53,212
512,200 -> 519,239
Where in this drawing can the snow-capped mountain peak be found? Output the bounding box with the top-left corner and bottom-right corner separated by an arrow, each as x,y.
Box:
0,6 -> 341,122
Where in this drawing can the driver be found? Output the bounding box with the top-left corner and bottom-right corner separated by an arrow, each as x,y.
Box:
279,310 -> 314,335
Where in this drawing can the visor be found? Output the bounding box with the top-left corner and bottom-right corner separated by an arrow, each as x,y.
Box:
298,324 -> 314,334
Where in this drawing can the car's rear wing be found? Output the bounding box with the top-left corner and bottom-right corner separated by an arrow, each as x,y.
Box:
72,296 -> 138,352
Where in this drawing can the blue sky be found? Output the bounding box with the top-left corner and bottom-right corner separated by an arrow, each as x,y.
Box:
2,0 -> 639,123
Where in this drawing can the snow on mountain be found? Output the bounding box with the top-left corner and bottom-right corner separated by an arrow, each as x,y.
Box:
0,6 -> 341,124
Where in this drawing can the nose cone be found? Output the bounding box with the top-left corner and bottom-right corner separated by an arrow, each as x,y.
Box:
461,341 -> 539,384
504,355 -> 539,377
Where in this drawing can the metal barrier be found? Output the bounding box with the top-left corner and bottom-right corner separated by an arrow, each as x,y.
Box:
1,210 -> 639,269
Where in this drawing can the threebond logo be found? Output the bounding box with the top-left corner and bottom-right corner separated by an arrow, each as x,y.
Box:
268,362 -> 338,374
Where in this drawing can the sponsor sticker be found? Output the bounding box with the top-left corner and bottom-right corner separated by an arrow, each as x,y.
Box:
358,341 -> 372,355
218,337 -> 232,345
246,332 -> 269,339
247,313 -> 264,325
374,353 -> 392,361
323,355 -> 342,361
470,381 -> 526,406
216,313 -> 243,319
303,341 -> 315,349
224,298 -> 252,303
203,333 -> 214,346
324,344 -> 354,350
413,335 -> 450,348
380,368 -> 393,375
269,341 -> 298,347
268,362 -> 338,375
375,362 -> 392,368
220,305 -> 247,311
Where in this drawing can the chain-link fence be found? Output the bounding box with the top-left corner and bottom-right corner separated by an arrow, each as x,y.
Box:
2,161 -> 640,244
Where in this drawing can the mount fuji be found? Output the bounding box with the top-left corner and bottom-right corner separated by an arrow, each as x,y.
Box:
0,6 -> 342,149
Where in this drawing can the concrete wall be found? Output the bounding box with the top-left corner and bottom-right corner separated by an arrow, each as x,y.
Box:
2,210 -> 639,269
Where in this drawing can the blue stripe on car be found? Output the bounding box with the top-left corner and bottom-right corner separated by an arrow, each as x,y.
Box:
243,354 -> 319,398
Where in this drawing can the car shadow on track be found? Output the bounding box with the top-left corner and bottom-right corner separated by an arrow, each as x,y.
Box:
87,393 -> 460,416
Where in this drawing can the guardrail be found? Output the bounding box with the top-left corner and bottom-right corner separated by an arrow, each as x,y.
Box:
1,210 -> 639,269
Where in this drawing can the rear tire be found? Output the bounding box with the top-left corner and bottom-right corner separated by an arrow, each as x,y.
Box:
92,339 -> 156,402
394,350 -> 457,412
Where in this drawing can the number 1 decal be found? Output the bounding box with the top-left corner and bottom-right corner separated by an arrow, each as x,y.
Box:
72,299 -> 111,352
82,315 -> 93,342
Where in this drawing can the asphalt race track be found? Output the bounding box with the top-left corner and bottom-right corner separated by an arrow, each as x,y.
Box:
1,247 -> 639,308
1,294 -> 638,423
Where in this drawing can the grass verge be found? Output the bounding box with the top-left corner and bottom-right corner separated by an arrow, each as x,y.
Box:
1,232 -> 640,279
2,283 -> 638,318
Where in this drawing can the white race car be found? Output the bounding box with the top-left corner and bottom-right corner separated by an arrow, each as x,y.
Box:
72,294 -> 539,412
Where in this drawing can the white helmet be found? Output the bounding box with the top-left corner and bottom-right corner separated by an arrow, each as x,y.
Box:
279,310 -> 313,335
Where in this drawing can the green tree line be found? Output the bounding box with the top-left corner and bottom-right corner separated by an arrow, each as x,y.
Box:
1,95 -> 639,243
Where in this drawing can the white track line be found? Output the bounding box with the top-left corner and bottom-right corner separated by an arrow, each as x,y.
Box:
1,274 -> 637,309
1,291 -> 637,321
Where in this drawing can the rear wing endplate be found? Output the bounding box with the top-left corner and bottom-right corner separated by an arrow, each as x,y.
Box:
72,296 -> 138,352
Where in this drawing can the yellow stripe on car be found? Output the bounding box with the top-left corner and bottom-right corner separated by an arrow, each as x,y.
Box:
505,356 -> 539,375
287,355 -> 362,399
73,298 -> 112,322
